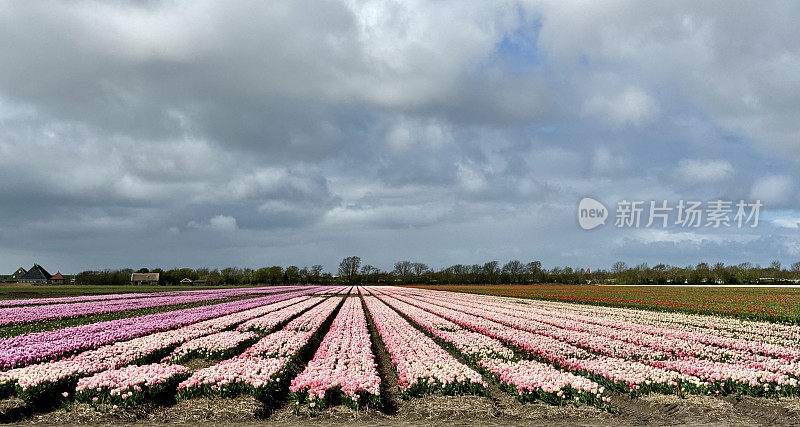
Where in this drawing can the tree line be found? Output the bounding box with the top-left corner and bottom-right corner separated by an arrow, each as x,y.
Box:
74,257 -> 800,286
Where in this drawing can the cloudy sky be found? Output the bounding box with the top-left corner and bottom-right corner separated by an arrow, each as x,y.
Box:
0,0 -> 798,273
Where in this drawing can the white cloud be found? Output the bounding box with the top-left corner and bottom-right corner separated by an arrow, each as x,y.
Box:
187,215 -> 238,232
626,229 -> 759,245
323,203 -> 449,228
456,162 -> 488,192
674,159 -> 734,183
536,1 -> 799,152
209,215 -> 238,231
771,217 -> 800,229
583,87 -> 659,127
750,175 -> 795,207
592,147 -> 629,175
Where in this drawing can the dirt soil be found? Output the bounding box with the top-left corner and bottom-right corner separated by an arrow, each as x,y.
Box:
3,393 -> 799,426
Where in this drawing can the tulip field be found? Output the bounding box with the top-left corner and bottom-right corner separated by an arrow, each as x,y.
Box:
410,284 -> 800,323
0,285 -> 799,424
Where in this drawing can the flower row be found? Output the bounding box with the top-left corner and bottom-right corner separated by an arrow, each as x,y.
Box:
237,297 -> 326,333
0,294 -> 325,400
384,288 -> 800,398
433,291 -> 800,351
0,286 -> 303,325
289,297 -> 380,410
408,290 -> 800,388
363,295 -> 486,397
369,289 -> 611,408
0,288 -> 323,369
177,297 -> 343,400
424,291 -> 800,362
368,289 -> 513,361
75,363 -> 189,407
164,331 -> 259,363
380,289 -> 707,395
479,358 -> 609,407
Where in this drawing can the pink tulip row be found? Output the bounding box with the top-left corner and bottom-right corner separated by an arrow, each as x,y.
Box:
395,293 -> 712,391
314,286 -> 350,295
386,288 -> 800,397
75,363 -> 189,407
0,294 -> 323,401
241,298 -> 343,360
290,297 -> 380,410
177,297 -> 343,400
177,357 -> 289,400
368,288 -> 612,408
237,297 -> 326,332
380,289 -> 704,395
0,286 -> 307,325
479,358 -> 609,407
522,298 -> 800,347
281,297 -> 344,332
426,290 -> 800,353
363,296 -> 486,397
487,298 -> 800,377
405,290 -> 800,390
164,331 -> 259,363
243,331 -> 315,359
0,288 -> 324,369
368,288 -> 521,361
0,292 -> 171,308
420,291 -> 800,362
0,286 -> 310,309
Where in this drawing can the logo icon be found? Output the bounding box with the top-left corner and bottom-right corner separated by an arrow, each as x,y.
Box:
578,197 -> 608,230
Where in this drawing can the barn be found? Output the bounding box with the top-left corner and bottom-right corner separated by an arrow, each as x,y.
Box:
130,272 -> 160,285
18,264 -> 52,285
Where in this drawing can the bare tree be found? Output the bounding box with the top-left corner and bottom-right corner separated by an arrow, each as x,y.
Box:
502,260 -> 524,283
612,261 -> 628,274
361,264 -> 378,276
393,260 -> 413,277
412,262 -> 429,276
502,260 -> 524,275
338,256 -> 361,284
483,261 -> 500,275
526,261 -> 542,274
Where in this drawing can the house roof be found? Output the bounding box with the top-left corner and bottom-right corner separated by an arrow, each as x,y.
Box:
20,264 -> 52,281
131,273 -> 160,281
50,272 -> 64,280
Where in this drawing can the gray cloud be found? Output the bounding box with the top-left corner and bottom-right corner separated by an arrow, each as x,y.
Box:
0,0 -> 797,273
